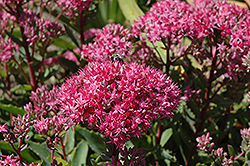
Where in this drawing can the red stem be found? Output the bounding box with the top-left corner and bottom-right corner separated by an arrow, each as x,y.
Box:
156,124 -> 163,145
60,139 -> 68,162
185,43 -> 218,166
79,10 -> 86,45
12,58 -> 32,87
54,11 -> 63,22
15,3 -> 37,90
9,141 -> 24,164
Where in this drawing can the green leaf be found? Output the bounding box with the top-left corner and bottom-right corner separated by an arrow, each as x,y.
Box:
10,84 -> 32,93
246,150 -> 250,165
64,25 -> 79,47
99,0 -> 109,23
28,141 -> 51,166
0,103 -> 25,116
152,145 -> 176,162
0,141 -> 15,152
71,141 -> 89,166
187,54 -> 202,70
117,0 -> 144,24
227,144 -> 235,157
232,161 -> 241,166
64,128 -> 75,155
0,69 -> 7,77
5,31 -> 23,46
160,128 -> 173,147
108,0 -> 118,21
53,37 -> 75,50
0,141 -> 41,164
54,157 -> 69,166
211,95 -> 234,107
75,127 -> 106,155
60,57 -> 79,73
173,128 -> 187,163
161,148 -> 176,162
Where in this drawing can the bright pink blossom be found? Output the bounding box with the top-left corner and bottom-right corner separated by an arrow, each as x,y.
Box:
18,9 -> 65,46
196,132 -> 214,151
80,23 -> 155,63
23,85 -> 74,146
0,36 -> 19,63
240,127 -> 250,144
83,28 -> 102,39
0,123 -> 8,133
0,153 -> 42,166
58,61 -> 180,147
56,0 -> 94,20
132,0 -> 250,77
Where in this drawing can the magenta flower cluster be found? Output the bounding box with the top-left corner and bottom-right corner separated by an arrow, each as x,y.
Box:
196,133 -> 214,151
196,132 -> 233,165
240,127 -> 250,145
56,0 -> 94,20
0,11 -> 19,63
0,37 -> 19,63
81,24 -> 134,62
132,0 -> 250,77
23,85 -> 74,142
18,9 -> 65,46
0,154 -> 41,166
80,23 -> 155,63
57,61 -> 180,147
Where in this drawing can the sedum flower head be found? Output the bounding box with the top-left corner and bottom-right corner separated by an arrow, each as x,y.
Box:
132,0 -> 191,44
80,23 -> 155,63
18,9 -> 65,46
58,61 -> 180,147
0,36 -> 19,63
132,0 -> 250,77
22,85 -> 74,150
56,0 -> 94,20
196,132 -> 214,151
81,24 -> 134,62
240,127 -> 250,145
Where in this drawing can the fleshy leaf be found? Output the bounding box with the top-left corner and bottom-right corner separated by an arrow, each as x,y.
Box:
28,141 -> 50,166
71,141 -> 89,166
0,103 -> 25,116
75,127 -> 106,155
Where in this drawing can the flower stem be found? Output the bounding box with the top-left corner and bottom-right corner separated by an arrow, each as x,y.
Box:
60,139 -> 68,162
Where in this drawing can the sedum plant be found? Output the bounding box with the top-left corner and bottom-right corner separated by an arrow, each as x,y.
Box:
1,0 -> 250,165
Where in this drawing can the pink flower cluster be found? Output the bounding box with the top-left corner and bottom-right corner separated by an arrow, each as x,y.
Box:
196,132 -> 233,165
56,0 -> 94,19
0,37 -> 19,63
57,61 -> 180,147
132,0 -> 191,45
0,10 -> 18,63
23,85 -> 74,140
80,23 -> 155,63
0,154 -> 42,166
81,24 -> 134,62
0,0 -> 25,12
83,28 -> 102,39
18,9 -> 65,46
132,0 -> 250,77
196,133 -> 214,151
240,127 -> 250,145
0,10 -> 16,30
